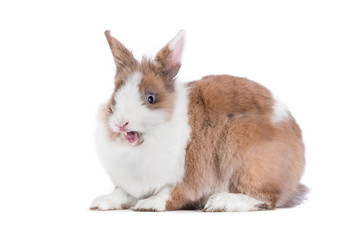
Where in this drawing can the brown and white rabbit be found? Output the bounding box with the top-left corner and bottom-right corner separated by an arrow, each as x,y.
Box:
90,30 -> 307,212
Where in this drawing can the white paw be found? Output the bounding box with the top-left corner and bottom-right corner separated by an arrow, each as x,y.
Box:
132,196 -> 167,212
204,193 -> 264,212
90,194 -> 126,211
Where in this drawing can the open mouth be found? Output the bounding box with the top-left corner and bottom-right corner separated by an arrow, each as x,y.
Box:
122,131 -> 142,146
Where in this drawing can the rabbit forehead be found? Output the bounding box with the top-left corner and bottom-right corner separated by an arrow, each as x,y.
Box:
112,71 -> 149,125
114,71 -> 143,106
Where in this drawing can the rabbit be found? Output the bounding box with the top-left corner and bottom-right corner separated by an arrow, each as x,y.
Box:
90,30 -> 308,212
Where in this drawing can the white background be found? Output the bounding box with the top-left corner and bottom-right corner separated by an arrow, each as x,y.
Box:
0,0 -> 358,239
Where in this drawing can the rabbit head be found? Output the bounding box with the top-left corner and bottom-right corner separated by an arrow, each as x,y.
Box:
100,30 -> 185,146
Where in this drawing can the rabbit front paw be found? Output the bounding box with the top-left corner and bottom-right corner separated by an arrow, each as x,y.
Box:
132,196 -> 167,212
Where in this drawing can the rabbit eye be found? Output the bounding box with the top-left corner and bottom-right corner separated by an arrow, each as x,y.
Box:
146,93 -> 156,104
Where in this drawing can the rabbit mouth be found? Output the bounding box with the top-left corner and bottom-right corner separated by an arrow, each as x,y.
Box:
122,131 -> 142,146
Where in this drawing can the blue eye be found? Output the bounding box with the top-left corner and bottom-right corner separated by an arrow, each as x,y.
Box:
146,93 -> 156,104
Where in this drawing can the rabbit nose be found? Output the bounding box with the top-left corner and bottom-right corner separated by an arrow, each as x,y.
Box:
119,122 -> 129,132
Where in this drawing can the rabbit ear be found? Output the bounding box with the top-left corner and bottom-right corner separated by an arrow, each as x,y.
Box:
104,30 -> 138,73
155,30 -> 185,81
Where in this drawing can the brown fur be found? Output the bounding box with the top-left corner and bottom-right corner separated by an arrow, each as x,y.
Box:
153,45 -> 181,90
166,75 -> 306,210
139,59 -> 175,114
105,31 -> 139,74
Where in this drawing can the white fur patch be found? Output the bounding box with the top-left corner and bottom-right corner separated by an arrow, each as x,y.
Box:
95,74 -> 191,201
204,193 -> 264,212
271,94 -> 289,123
132,186 -> 171,211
